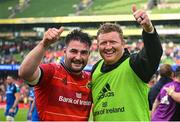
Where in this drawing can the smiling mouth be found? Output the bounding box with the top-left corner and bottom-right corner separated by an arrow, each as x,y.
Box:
72,61 -> 83,67
104,51 -> 115,57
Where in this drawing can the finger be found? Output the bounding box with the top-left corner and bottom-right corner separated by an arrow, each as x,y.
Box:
52,28 -> 60,33
141,13 -> 146,19
48,31 -> 57,40
140,18 -> 147,25
47,29 -> 57,38
52,28 -> 60,36
55,27 -> 64,40
46,32 -> 53,40
58,26 -> 64,34
132,4 -> 137,13
134,11 -> 144,20
137,17 -> 142,24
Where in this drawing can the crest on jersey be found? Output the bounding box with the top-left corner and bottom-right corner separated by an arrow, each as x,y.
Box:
86,80 -> 92,89
76,92 -> 82,98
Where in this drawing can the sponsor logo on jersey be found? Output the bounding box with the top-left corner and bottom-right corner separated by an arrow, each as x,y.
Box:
58,95 -> 91,106
98,83 -> 114,100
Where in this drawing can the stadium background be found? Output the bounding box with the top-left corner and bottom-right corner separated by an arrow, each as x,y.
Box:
0,0 -> 180,121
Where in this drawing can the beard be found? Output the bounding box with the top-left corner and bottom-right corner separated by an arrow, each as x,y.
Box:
64,59 -> 86,73
70,61 -> 85,72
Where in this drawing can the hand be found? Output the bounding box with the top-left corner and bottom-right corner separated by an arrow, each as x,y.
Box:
9,108 -> 15,113
42,27 -> 64,48
164,85 -> 175,96
132,4 -> 154,32
27,112 -> 32,120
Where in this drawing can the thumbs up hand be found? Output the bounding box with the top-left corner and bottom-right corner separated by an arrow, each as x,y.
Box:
132,5 -> 154,33
42,27 -> 64,48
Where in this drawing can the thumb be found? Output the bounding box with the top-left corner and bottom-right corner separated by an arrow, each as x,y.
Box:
58,27 -> 64,34
132,4 -> 137,13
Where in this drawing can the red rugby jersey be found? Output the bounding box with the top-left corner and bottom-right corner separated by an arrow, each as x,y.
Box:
34,63 -> 92,121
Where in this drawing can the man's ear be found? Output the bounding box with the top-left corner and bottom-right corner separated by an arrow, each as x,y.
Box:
122,39 -> 126,46
63,48 -> 66,54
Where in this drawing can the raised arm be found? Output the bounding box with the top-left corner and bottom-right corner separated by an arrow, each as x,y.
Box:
18,27 -> 64,82
130,5 -> 163,82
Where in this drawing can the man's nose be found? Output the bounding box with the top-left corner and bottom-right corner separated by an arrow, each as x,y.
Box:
105,42 -> 112,49
75,52 -> 82,59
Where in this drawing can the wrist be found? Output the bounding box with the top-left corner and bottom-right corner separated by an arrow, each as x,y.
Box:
143,22 -> 154,33
39,41 -> 49,50
11,107 -> 15,110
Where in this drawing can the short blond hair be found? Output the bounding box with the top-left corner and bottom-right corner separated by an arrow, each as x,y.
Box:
97,23 -> 123,39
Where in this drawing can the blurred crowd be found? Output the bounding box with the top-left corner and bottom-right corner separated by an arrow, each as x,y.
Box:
1,39 -> 180,65
0,77 -> 29,104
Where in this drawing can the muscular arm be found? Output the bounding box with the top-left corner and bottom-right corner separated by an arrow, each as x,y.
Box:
18,42 -> 46,82
18,27 -> 64,82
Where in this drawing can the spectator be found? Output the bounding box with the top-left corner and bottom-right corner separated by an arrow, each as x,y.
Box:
151,66 -> 180,121
148,64 -> 174,110
88,39 -> 101,65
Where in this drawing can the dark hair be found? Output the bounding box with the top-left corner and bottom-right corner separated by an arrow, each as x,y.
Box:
64,29 -> 92,47
97,23 -> 123,39
159,64 -> 173,77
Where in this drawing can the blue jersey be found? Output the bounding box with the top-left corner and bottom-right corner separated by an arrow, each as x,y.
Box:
5,83 -> 20,117
29,89 -> 34,98
31,102 -> 39,121
27,88 -> 39,121
6,83 -> 20,107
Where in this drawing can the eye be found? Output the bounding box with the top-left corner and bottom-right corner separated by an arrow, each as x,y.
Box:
70,49 -> 78,54
81,50 -> 89,55
110,41 -> 116,45
99,41 -> 107,46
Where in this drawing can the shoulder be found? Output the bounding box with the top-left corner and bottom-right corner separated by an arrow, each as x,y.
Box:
12,83 -> 19,88
40,63 -> 62,74
82,71 -> 91,80
13,84 -> 20,92
91,59 -> 103,74
164,81 -> 174,87
40,63 -> 58,69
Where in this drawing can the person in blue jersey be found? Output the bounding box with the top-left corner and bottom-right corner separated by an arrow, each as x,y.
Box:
5,75 -> 20,121
27,87 -> 39,121
31,98 -> 39,121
